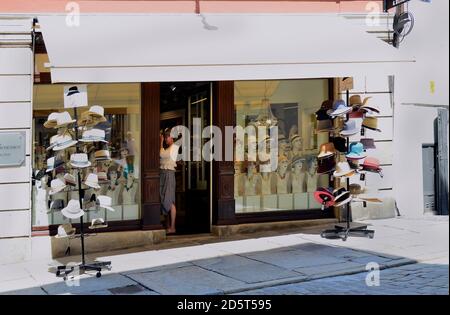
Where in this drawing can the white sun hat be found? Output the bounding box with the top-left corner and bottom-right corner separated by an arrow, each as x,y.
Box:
61,199 -> 85,219
84,173 -> 101,189
96,195 -> 115,212
49,178 -> 67,195
70,153 -> 91,168
46,134 -> 60,151
333,161 -> 355,178
44,112 -> 60,129
55,223 -> 76,238
79,128 -> 108,143
54,111 -> 76,129
64,173 -> 77,186
89,218 -> 108,230
53,134 -> 78,151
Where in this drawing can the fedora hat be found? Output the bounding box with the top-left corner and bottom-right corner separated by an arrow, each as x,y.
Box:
333,188 -> 352,207
316,119 -> 334,132
46,135 -> 59,151
84,173 -> 101,189
330,136 -> 347,153
333,161 -> 355,177
61,199 -> 85,219
346,142 -> 367,160
89,218 -> 108,230
79,128 -> 108,143
64,173 -> 77,186
96,195 -> 115,212
328,100 -> 352,117
362,117 -> 381,132
54,111 -> 76,129
317,155 -> 336,174
317,142 -> 336,159
349,95 -> 371,107
94,149 -> 111,161
44,112 -> 60,129
46,157 -> 65,173
313,187 -> 335,208
66,86 -> 80,96
360,157 -> 383,176
70,153 -> 91,168
53,134 -> 78,151
55,223 -> 76,239
361,138 -> 376,150
49,177 -> 67,195
340,120 -> 360,137
79,106 -> 107,126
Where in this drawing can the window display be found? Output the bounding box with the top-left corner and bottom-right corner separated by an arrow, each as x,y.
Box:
234,79 -> 330,213
32,84 -> 141,227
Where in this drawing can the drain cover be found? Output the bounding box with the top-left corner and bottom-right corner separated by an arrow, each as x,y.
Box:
108,285 -> 144,295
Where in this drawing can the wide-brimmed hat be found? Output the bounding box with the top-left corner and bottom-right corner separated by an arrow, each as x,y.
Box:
49,178 -> 67,195
340,120 -> 360,137
316,119 -> 334,133
313,187 -> 335,208
55,223 -> 76,239
317,155 -> 336,174
46,135 -> 60,151
53,134 -> 78,151
346,142 -> 367,160
362,117 -> 381,132
46,157 -> 64,173
79,128 -> 107,143
331,136 -> 347,153
360,138 -> 376,149
317,142 -> 336,159
43,112 -> 60,129
70,153 -> 91,168
89,218 -> 108,230
79,105 -> 107,126
328,100 -> 352,117
61,199 -> 85,219
54,111 -> 76,129
349,95 -> 371,107
96,195 -> 115,212
64,173 -> 77,186
333,188 -> 352,207
84,173 -> 101,189
333,161 -> 355,177
360,157 -> 383,176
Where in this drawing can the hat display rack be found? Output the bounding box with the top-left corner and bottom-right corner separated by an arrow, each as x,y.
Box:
319,89 -> 375,241
45,107 -> 112,280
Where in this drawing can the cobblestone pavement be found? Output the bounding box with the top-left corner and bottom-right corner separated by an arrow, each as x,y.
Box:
237,262 -> 449,295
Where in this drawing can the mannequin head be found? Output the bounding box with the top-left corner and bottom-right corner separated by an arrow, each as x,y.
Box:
120,148 -> 129,159
292,159 -> 305,175
247,162 -> 256,176
277,156 -> 289,176
308,158 -> 318,174
291,135 -> 302,152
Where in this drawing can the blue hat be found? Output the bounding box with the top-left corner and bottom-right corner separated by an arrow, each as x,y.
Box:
346,142 -> 367,160
328,100 -> 352,117
340,120 -> 360,136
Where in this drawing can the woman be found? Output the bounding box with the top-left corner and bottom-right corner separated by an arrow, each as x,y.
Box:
160,128 -> 179,234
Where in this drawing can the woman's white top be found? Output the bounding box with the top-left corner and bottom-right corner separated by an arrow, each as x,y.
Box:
160,144 -> 179,170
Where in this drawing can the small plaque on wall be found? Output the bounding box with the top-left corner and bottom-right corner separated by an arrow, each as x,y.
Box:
339,77 -> 354,91
64,84 -> 88,108
0,132 -> 26,167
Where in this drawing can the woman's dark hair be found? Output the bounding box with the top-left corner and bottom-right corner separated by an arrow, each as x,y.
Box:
164,128 -> 172,138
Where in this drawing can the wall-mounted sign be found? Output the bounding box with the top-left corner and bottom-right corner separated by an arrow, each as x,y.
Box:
340,77 -> 354,91
64,84 -> 88,108
0,132 -> 26,168
384,0 -> 410,12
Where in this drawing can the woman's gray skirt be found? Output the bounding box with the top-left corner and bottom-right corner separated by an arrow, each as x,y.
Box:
160,169 -> 176,215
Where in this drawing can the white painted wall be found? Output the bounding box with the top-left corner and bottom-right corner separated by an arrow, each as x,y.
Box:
0,18 -> 33,264
393,0 -> 449,217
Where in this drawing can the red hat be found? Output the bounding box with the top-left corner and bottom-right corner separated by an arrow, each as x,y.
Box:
361,157 -> 383,174
314,187 -> 335,208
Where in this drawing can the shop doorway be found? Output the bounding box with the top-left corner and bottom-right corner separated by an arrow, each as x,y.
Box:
160,82 -> 212,234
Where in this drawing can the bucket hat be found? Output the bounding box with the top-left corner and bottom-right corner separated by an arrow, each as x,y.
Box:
313,187 -> 335,208
79,128 -> 108,143
317,142 -> 336,159
360,138 -> 376,150
346,142 -> 367,160
362,117 -> 381,132
330,136 -> 347,153
46,157 -> 64,173
317,155 -> 336,174
61,199 -> 85,219
70,153 -> 91,168
340,120 -> 360,137
55,223 -> 76,239
360,157 -> 383,176
333,161 -> 355,177
64,173 -> 77,186
96,195 -> 115,212
54,111 -> 76,129
44,112 -> 60,129
89,218 -> 108,230
333,188 -> 352,207
84,173 -> 101,189
328,100 -> 352,117
349,95 -> 371,107
53,134 -> 78,151
49,178 -> 67,195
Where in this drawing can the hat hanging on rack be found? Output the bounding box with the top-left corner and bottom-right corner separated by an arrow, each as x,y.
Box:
70,153 -> 91,168
64,173 -> 77,186
359,157 -> 383,177
84,173 -> 101,189
317,155 -> 336,174
317,142 -> 336,159
349,95 -> 371,108
89,218 -> 108,230
346,142 -> 367,160
328,100 -> 352,117
96,195 -> 115,212
314,187 -> 335,209
54,111 -> 77,129
79,128 -> 108,143
362,116 -> 381,132
55,223 -> 76,239
340,120 -> 360,137
79,105 -> 107,127
49,177 -> 67,195
44,112 -> 60,129
53,134 -> 78,151
333,161 -> 355,178
330,136 -> 347,153
333,187 -> 353,207
46,156 -> 64,173
360,138 -> 376,150
61,199 -> 85,219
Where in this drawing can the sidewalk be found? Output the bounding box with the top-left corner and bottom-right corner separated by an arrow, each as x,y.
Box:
0,216 -> 448,295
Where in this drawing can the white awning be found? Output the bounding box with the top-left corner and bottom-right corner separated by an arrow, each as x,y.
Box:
38,14 -> 415,83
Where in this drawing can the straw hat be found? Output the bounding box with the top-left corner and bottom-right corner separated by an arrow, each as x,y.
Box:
55,223 -> 76,239
89,218 -> 108,230
362,117 -> 381,132
317,142 -> 336,159
43,112 -> 60,129
349,95 -> 371,107
64,173 -> 77,186
333,161 -> 355,177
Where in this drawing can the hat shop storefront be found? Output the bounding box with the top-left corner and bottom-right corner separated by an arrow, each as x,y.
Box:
4,14 -> 409,259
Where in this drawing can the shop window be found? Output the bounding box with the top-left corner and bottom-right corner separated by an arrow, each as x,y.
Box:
234,79 -> 330,213
32,84 -> 141,226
